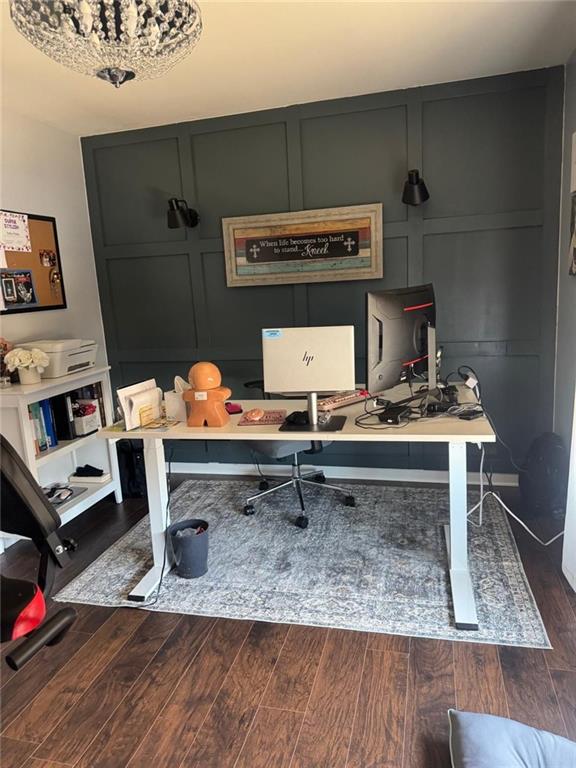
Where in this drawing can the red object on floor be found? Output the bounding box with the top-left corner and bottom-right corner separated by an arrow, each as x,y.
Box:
11,585 -> 46,641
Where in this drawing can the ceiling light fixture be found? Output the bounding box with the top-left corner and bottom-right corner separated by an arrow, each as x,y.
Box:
9,0 -> 203,88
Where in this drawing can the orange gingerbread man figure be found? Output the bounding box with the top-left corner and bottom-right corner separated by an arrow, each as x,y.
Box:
183,362 -> 231,427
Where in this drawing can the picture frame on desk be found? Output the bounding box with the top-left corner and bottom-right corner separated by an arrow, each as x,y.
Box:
222,203 -> 383,287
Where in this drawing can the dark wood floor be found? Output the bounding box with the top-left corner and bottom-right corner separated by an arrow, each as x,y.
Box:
1,480 -> 575,768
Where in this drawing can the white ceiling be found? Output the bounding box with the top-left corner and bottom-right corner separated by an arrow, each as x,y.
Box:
1,0 -> 575,137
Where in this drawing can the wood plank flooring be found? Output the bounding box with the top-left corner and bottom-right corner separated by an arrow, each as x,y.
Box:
0,484 -> 574,767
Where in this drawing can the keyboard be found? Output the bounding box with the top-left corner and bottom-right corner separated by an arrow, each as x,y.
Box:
317,390 -> 370,412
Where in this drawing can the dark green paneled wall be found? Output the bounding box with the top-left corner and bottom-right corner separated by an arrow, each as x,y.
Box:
82,67 -> 563,472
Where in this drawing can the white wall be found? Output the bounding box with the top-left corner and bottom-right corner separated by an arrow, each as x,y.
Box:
564,387 -> 576,590
0,110 -> 106,364
555,51 -> 576,448
558,50 -> 576,590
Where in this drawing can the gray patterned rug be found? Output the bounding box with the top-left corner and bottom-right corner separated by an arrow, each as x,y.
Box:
55,479 -> 550,648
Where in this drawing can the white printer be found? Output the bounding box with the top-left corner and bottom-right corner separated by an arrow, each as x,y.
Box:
21,339 -> 98,378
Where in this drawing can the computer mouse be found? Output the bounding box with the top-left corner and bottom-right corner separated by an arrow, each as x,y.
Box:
245,408 -> 265,422
286,410 -> 309,426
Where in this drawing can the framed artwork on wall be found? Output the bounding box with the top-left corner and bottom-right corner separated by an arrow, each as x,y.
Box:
222,203 -> 383,287
0,211 -> 67,314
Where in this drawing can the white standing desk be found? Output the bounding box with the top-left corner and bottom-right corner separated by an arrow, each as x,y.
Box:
100,388 -> 495,630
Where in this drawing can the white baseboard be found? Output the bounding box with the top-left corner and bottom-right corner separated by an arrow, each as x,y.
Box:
170,461 -> 518,487
563,563 -> 576,594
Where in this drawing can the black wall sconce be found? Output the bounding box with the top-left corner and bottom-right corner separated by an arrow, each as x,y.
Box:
167,198 -> 199,228
402,169 -> 430,206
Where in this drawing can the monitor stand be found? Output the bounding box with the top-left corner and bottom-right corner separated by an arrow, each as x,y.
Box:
423,325 -> 441,401
279,392 -> 347,433
387,325 -> 440,408
427,325 -> 437,391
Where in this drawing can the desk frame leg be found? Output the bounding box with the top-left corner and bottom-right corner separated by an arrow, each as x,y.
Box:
106,438 -> 124,504
444,441 -> 479,630
127,438 -> 172,602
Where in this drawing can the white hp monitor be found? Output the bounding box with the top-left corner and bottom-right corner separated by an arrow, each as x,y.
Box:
262,326 -> 355,394
262,326 -> 355,430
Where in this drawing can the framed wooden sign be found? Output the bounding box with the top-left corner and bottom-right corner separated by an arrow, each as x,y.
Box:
0,211 -> 67,314
222,203 -> 383,287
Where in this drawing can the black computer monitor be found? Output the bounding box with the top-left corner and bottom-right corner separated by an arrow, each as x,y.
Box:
366,283 -> 436,393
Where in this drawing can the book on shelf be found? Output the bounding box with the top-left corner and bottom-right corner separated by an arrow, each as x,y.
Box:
28,402 -> 48,454
68,471 -> 111,485
40,399 -> 58,449
26,381 -> 107,456
50,393 -> 76,441
37,402 -> 48,451
28,405 -> 40,455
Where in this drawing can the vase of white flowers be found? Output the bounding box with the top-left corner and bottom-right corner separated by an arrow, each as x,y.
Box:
4,347 -> 50,385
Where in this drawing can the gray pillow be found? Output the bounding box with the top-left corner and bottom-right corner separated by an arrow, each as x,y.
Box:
448,709 -> 576,768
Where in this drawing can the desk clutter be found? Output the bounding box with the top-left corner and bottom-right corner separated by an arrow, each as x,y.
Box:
28,382 -> 105,456
110,286 -> 432,431
117,379 -> 163,430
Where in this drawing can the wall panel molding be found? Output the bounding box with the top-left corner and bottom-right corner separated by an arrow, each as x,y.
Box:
82,66 -> 563,472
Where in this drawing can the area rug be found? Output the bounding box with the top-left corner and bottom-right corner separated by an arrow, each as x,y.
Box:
54,479 -> 550,648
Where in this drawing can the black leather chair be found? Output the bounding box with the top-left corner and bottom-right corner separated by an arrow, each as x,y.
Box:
0,434 -> 77,670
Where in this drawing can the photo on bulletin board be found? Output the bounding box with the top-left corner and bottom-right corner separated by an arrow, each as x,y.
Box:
0,211 -> 67,314
0,269 -> 38,308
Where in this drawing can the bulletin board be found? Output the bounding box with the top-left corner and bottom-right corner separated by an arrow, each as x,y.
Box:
0,211 -> 67,315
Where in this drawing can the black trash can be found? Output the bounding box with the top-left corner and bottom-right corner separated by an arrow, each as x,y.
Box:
168,519 -> 209,578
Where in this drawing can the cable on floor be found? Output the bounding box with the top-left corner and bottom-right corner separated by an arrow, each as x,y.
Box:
467,444 -> 563,547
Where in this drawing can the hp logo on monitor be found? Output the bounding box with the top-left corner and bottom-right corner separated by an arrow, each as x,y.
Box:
302,351 -> 314,366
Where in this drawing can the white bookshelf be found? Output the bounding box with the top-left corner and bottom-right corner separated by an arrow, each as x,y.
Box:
0,365 -> 122,550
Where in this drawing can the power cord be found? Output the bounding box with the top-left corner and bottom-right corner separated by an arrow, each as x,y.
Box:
404,365 -> 564,546
467,444 -> 485,529
251,450 -> 272,483
457,368 -> 565,547
467,486 -> 564,547
354,389 -> 429,430
482,408 -> 524,473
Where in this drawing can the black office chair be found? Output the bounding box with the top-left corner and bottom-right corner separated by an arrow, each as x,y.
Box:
0,434 -> 77,670
242,380 -> 355,529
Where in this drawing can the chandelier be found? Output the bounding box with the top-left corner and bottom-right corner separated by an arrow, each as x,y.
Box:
9,0 -> 203,87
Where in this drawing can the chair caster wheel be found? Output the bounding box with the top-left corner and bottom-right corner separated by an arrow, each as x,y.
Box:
311,473 -> 325,483
344,495 -> 356,507
258,480 -> 269,491
244,504 -> 255,516
295,515 -> 309,529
